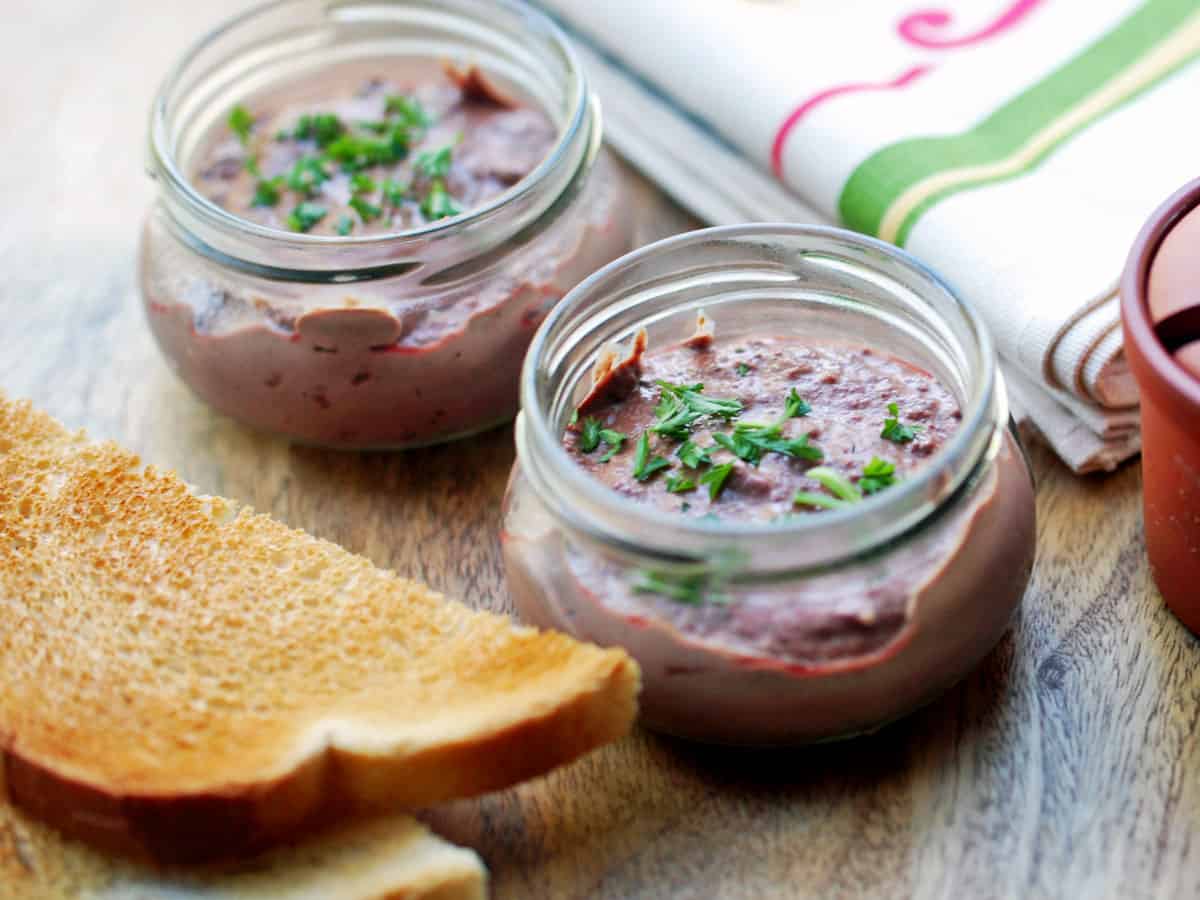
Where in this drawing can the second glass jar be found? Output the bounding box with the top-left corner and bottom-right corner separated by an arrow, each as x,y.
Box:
502,225 -> 1037,745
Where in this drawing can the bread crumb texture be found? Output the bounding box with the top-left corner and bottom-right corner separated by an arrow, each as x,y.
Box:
0,392 -> 638,858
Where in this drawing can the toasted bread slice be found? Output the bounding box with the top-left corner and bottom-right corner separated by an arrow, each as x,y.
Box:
0,785 -> 485,899
0,392 -> 639,864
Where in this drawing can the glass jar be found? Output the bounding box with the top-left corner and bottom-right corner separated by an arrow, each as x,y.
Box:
502,224 -> 1036,745
140,0 -> 632,449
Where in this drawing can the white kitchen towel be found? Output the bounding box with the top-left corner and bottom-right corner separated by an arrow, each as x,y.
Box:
552,11 -> 1158,471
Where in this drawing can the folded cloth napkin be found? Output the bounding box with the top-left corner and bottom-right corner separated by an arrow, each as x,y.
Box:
542,0 -> 1200,473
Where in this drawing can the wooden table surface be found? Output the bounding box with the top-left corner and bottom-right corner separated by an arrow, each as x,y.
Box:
4,3 -> 1197,898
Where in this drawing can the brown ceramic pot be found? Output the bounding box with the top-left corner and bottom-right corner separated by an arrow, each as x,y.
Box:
1122,178 -> 1200,632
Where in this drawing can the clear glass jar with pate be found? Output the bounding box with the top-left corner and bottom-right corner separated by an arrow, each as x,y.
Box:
140,0 -> 631,449
501,225 -> 1037,745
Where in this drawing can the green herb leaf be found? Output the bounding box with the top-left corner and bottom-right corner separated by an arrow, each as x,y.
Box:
792,491 -> 849,511
286,156 -> 329,197
651,381 -> 743,440
415,145 -> 454,179
881,402 -> 921,443
385,94 -> 431,128
665,474 -> 696,494
292,113 -> 344,148
349,195 -> 383,224
382,178 -> 407,206
387,122 -> 414,160
578,417 -> 603,453
698,461 -> 735,500
598,429 -> 626,462
350,172 -> 377,195
335,215 -> 355,236
420,178 -> 460,221
632,432 -> 671,482
633,570 -> 728,606
677,440 -> 712,469
323,133 -> 400,172
859,456 -> 898,495
251,176 -> 284,207
713,422 -> 823,466
736,362 -> 751,377
712,431 -> 755,464
244,154 -> 262,178
228,105 -> 254,145
286,201 -> 327,233
784,387 -> 811,418
805,466 -> 862,502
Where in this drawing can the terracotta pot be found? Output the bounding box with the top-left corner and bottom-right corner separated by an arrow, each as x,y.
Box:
1121,178 -> 1200,632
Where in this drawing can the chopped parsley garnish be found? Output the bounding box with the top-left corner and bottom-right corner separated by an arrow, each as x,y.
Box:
335,215 -> 355,236
228,105 -> 254,145
577,418 -> 626,461
859,456 -> 898,494
386,95 -> 431,128
415,145 -> 454,180
792,466 -> 861,510
598,432 -> 626,462
784,387 -> 811,418
579,417 -> 604,452
286,157 -> 329,196
633,570 -> 727,606
286,201 -> 327,233
349,172 -> 377,195
244,92 -> 448,226
252,176 -> 284,207
698,461 -> 735,500
793,458 -> 901,510
349,195 -> 383,223
244,154 -> 262,178
651,381 -> 743,440
807,467 -> 862,502
324,133 -> 401,172
712,422 -> 823,466
292,113 -> 345,147
421,179 -> 460,221
665,474 -> 696,493
677,440 -> 712,469
736,362 -> 751,377
632,432 -> 671,482
881,402 -> 921,443
791,490 -> 848,511
382,178 -> 407,206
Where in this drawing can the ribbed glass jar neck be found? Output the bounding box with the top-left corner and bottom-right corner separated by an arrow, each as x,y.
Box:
146,0 -> 598,280
516,224 -> 1008,577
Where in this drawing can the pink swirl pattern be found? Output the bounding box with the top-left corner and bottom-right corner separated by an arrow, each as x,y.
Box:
897,0 -> 1045,49
770,65 -> 932,179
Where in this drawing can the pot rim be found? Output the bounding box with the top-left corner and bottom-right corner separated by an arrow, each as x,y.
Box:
1121,176 -> 1200,413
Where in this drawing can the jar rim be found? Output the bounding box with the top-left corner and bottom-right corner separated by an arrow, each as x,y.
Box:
147,0 -> 591,251
517,223 -> 1005,573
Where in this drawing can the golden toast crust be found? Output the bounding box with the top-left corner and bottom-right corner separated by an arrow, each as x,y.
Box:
0,393 -> 639,863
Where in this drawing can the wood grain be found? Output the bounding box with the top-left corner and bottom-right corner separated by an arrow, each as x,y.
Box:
2,2 -> 1196,898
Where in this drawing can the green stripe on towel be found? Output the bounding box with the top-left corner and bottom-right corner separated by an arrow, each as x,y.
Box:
838,0 -> 1200,246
